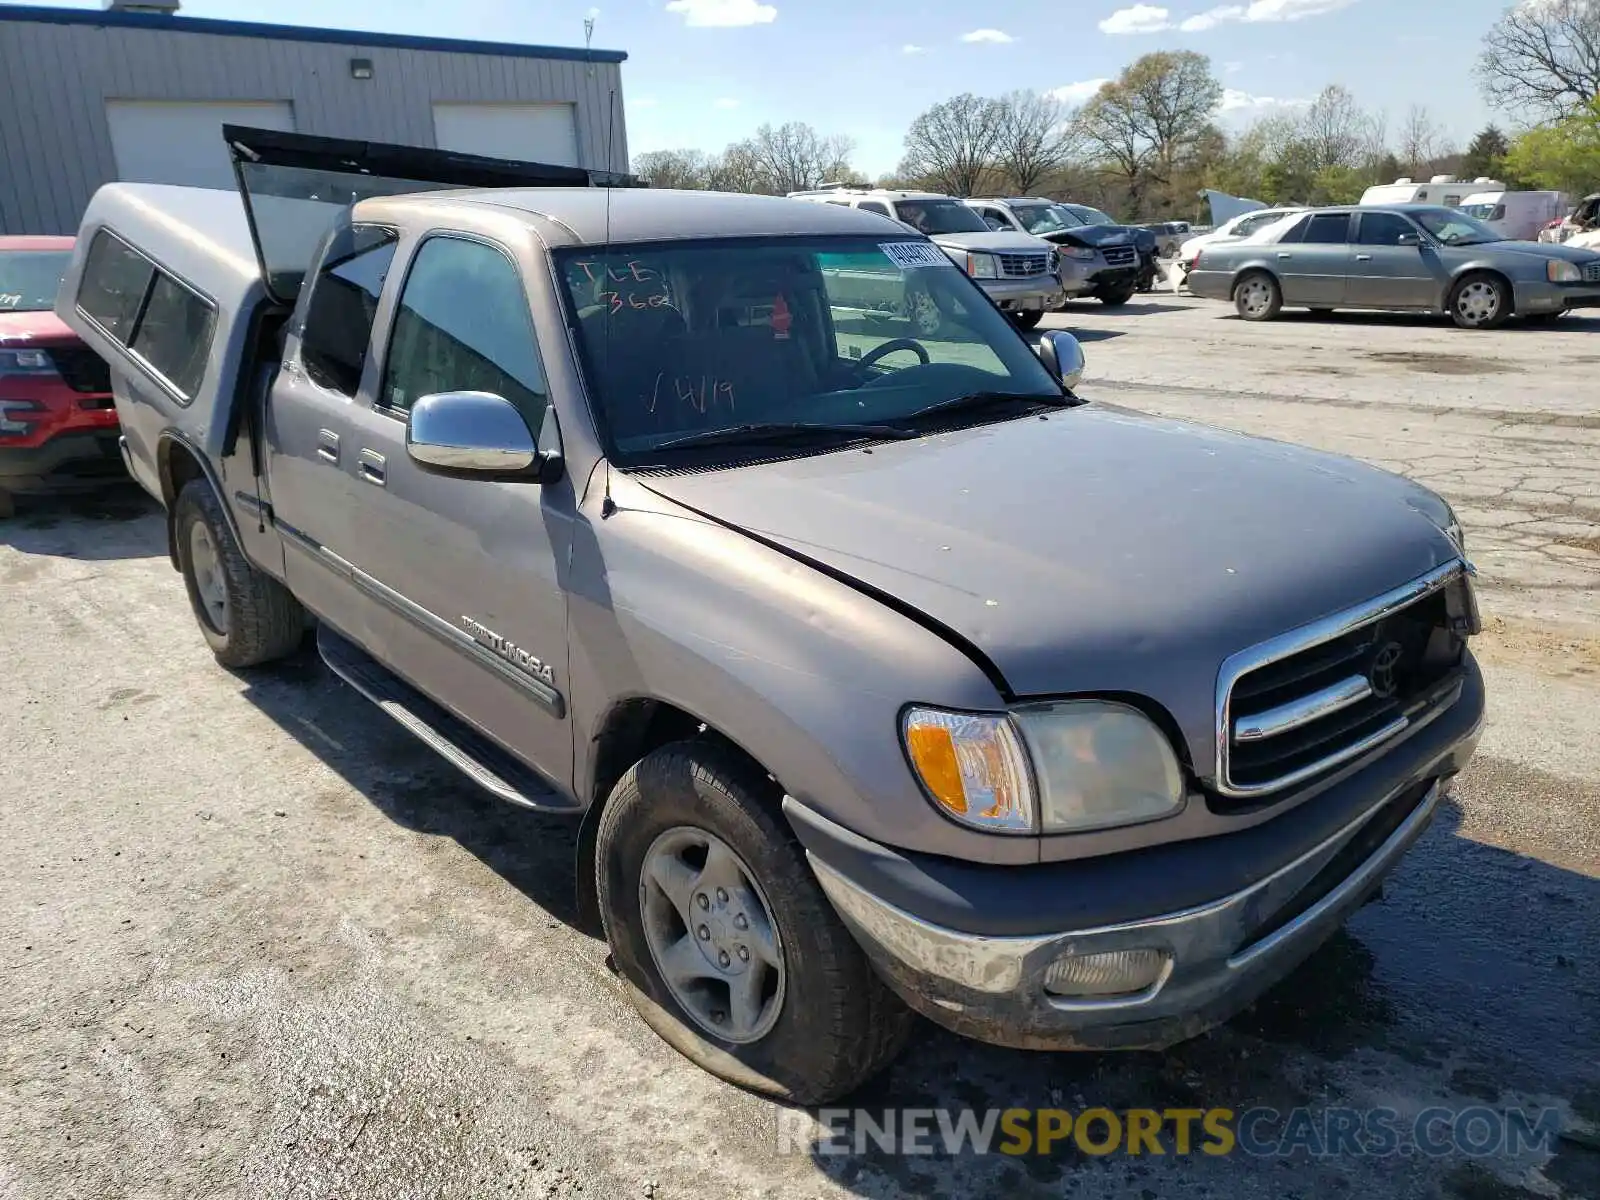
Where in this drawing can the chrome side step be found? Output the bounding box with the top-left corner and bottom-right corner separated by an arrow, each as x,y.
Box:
316,625 -> 579,814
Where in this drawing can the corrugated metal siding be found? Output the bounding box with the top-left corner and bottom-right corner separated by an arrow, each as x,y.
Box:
0,20 -> 628,234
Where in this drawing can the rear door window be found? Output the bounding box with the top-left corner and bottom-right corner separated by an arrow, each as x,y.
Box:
298,225 -> 400,396
1294,213 -> 1353,245
77,230 -> 154,340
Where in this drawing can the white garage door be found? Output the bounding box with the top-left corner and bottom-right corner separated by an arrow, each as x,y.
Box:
106,100 -> 295,190
432,103 -> 580,167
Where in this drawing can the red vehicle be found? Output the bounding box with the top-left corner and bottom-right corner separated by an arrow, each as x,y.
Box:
0,236 -> 119,517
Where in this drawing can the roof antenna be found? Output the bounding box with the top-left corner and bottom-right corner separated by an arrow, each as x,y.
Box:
601,79 -> 619,520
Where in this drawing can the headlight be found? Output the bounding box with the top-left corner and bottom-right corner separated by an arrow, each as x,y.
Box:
0,348 -> 55,376
903,708 -> 1034,833
1012,701 -> 1184,833
1547,259 -> 1581,283
966,252 -> 999,279
902,702 -> 1185,835
1060,246 -> 1097,261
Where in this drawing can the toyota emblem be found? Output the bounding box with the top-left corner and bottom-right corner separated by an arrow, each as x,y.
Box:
1368,641 -> 1404,699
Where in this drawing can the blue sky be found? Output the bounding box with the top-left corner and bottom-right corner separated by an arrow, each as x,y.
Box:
14,0 -> 1517,174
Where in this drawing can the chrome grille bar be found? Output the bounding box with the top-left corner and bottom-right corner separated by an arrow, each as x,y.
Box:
1235,675 -> 1372,743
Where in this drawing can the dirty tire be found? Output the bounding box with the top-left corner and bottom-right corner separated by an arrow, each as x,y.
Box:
0,488 -> 13,520
1448,272 -> 1511,330
1011,309 -> 1044,330
173,479 -> 305,668
1233,271 -> 1282,321
597,740 -> 913,1105
1097,285 -> 1136,307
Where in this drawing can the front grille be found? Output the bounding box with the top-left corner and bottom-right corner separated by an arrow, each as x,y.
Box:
1101,245 -> 1137,267
46,345 -> 112,394
998,251 -> 1050,278
1583,261 -> 1600,283
1218,566 -> 1471,798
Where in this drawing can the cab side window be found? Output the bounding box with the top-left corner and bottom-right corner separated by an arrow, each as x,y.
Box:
299,225 -> 399,396
381,236 -> 548,428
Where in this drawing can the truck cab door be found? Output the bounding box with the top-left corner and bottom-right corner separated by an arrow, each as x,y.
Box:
264,223 -> 400,641
335,232 -> 574,789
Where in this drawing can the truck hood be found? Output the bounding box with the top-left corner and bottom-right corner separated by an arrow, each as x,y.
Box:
929,230 -> 1053,255
637,406 -> 1458,764
0,310 -> 76,343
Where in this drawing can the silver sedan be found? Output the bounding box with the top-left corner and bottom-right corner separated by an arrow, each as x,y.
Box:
1187,204 -> 1600,329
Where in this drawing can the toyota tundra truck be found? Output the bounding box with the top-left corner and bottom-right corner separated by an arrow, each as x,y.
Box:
58,126 -> 1485,1105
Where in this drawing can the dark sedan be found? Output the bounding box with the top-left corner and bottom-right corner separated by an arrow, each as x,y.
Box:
1188,204 -> 1600,329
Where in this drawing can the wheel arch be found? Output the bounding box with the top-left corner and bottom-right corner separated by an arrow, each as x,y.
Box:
156,432 -> 241,571
573,696 -> 774,937
1446,266 -> 1516,317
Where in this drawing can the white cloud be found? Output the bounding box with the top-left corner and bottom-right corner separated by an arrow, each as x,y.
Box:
1099,4 -> 1172,33
1103,0 -> 1356,34
664,0 -> 776,27
1180,4 -> 1243,30
714,97 -> 741,109
960,28 -> 1015,43
1224,60 -> 1244,72
902,43 -> 926,54
1049,78 -> 1112,104
1220,87 -> 1312,112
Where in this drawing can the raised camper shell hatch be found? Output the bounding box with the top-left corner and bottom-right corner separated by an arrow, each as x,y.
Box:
54,125 -> 638,464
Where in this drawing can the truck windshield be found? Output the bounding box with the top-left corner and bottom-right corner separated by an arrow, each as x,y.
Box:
556,236 -> 1063,463
0,250 -> 71,313
891,200 -> 990,235
1010,204 -> 1085,235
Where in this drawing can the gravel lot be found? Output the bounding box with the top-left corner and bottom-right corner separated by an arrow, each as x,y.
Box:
3,294 -> 1597,1200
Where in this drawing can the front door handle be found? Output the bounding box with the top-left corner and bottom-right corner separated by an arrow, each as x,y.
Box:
1277,252 -> 1292,259
358,448 -> 387,487
316,429 -> 340,465
1356,254 -> 1373,261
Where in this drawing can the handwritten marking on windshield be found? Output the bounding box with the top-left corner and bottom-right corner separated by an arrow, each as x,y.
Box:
574,259 -> 657,284
650,373 -> 735,415
0,294 -> 23,310
598,289 -> 673,315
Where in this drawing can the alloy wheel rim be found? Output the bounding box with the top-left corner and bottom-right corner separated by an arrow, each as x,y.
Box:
189,524 -> 229,633
639,827 -> 786,1045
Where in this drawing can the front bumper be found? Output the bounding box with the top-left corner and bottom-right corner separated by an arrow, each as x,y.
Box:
1513,279 -> 1600,313
975,276 -> 1066,310
0,429 -> 126,494
789,654 -> 1484,1051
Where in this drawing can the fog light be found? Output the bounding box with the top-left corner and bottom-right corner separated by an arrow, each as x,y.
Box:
1043,948 -> 1170,998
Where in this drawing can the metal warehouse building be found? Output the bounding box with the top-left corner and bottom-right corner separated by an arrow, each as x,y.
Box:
0,1 -> 630,235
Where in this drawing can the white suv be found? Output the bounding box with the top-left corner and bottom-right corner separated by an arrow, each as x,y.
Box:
788,188 -> 1065,328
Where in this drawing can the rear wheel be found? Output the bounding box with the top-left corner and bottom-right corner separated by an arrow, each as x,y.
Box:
597,740 -> 912,1104
1448,272 -> 1511,330
1233,271 -> 1283,321
174,480 -> 306,668
1011,309 -> 1044,330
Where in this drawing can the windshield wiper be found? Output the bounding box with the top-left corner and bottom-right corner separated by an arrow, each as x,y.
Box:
650,421 -> 918,452
900,390 -> 1078,424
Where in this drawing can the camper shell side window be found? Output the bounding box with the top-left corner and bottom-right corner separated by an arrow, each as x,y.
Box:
75,228 -> 217,404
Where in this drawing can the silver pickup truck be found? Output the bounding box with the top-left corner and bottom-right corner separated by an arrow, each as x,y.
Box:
59,128 -> 1484,1105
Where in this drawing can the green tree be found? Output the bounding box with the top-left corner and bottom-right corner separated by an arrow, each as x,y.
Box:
1503,99 -> 1600,194
1461,125 -> 1510,179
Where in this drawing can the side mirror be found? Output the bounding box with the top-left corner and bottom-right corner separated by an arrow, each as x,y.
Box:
1396,232 -> 1423,247
406,390 -> 560,482
1035,330 -> 1086,390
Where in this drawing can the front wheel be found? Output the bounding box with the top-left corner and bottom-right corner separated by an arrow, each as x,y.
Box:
1010,309 -> 1044,330
1097,285 -> 1136,307
1233,271 -> 1283,321
174,480 -> 306,668
1448,272 -> 1511,330
596,740 -> 912,1104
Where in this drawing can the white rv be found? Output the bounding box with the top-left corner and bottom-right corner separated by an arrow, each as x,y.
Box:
1359,176 -> 1502,209
1459,190 -> 1567,242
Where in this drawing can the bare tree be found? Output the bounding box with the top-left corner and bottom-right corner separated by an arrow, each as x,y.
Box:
705,143 -> 771,194
993,90 -> 1074,194
632,148 -> 713,189
1360,108 -> 1390,169
1477,0 -> 1600,120
739,122 -> 856,194
898,93 -> 1007,196
1300,84 -> 1365,171
1398,104 -> 1446,177
1078,51 -> 1223,213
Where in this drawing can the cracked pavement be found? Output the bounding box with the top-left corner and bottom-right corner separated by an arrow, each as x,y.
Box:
1,296 -> 1596,1200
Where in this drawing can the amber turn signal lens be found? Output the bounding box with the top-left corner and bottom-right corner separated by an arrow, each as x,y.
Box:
906,724 -> 967,814
902,707 -> 1035,833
